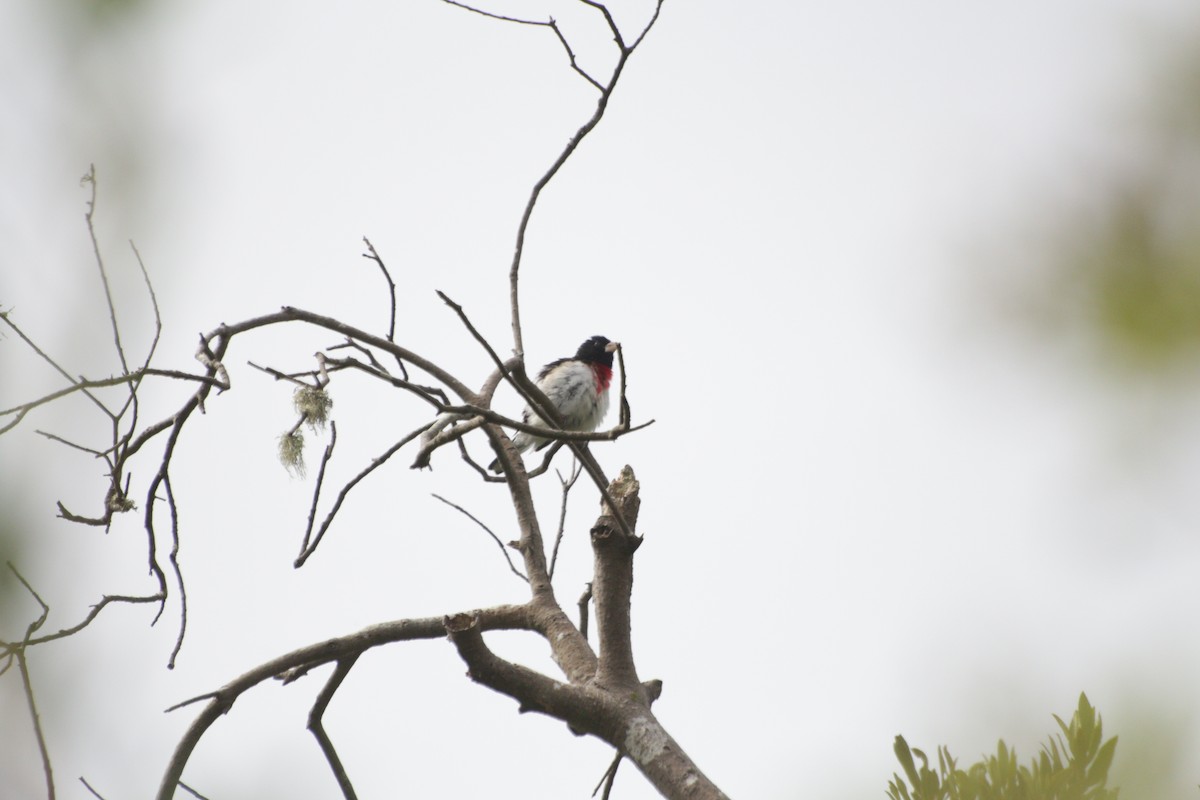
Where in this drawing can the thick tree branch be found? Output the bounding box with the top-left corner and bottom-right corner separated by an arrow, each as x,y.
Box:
446,613 -> 589,719
590,466 -> 643,691
445,610 -> 728,800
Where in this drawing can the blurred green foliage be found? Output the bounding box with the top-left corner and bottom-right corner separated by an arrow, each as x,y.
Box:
1061,180 -> 1200,370
887,694 -> 1118,800
1034,31 -> 1200,372
48,0 -> 151,31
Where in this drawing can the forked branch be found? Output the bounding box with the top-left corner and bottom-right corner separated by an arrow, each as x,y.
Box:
442,0 -> 666,356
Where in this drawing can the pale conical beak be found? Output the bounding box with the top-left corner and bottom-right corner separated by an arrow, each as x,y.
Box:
605,341 -> 620,353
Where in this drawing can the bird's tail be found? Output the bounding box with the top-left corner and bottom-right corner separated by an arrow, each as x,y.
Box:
488,431 -> 540,473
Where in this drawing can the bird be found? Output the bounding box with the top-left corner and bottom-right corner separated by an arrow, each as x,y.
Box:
488,335 -> 619,473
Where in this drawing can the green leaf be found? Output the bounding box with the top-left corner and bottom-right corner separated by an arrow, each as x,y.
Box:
896,736 -> 923,789
1086,736 -> 1117,788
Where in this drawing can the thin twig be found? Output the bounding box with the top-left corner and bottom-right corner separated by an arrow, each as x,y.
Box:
82,165 -> 129,375
34,429 -> 105,456
247,360 -> 313,387
327,338 -> 389,374
299,421 -> 338,557
592,750 -> 622,799
579,0 -> 625,49
308,657 -> 360,800
361,237 -> 407,378
163,472 -> 188,669
141,403 -> 195,638
616,344 -> 630,427
130,240 -> 163,370
320,355 -> 448,408
441,0 -> 543,27
578,582 -> 593,641
115,239 -> 163,445
630,0 -> 666,51
431,494 -> 527,582
79,777 -> 108,799
0,310 -> 109,416
548,461 -> 584,580
296,423 -> 429,567
434,291 -> 511,382
548,18 -> 605,91
0,368 -> 221,423
177,781 -> 211,800
362,238 -> 396,341
3,592 -> 162,649
9,564 -> 56,800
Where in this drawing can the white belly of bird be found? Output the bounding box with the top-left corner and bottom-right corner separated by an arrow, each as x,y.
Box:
531,361 -> 609,432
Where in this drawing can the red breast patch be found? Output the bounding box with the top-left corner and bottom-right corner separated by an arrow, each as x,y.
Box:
593,364 -> 613,393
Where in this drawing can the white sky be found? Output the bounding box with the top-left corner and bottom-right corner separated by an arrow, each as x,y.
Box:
3,1 -> 1200,798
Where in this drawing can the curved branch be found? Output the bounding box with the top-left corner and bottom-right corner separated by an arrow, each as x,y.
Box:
445,613 -> 595,723
2,592 -> 163,650
0,369 -> 221,427
444,610 -> 728,800
156,607 -> 531,800
432,493 -> 528,582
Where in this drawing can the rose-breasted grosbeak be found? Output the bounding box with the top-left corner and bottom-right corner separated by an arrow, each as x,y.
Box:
488,335 -> 618,473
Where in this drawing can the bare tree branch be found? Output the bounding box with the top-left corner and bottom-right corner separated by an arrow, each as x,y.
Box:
413,414 -> 488,470
82,165 -> 129,376
296,422 -> 432,567
589,466 -> 642,691
299,420 -> 339,555
441,0 -> 667,357
0,311 -> 108,416
162,471 -> 188,668
549,461 -> 584,580
8,564 -> 56,800
79,777 -> 108,799
2,591 -> 163,650
0,368 -> 220,428
361,237 -> 408,379
308,657 -> 360,800
593,751 -> 622,799
1,8 -> 728,800
432,493 -> 528,582
445,612 -> 591,721
548,18 -> 606,91
362,237 -> 396,343
176,781 -> 211,800
156,607 -> 531,800
34,429 -> 106,456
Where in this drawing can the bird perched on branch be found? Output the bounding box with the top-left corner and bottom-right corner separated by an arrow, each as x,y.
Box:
488,335 -> 619,473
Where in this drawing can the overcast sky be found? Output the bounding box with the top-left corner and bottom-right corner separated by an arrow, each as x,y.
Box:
4,1 -> 1200,798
